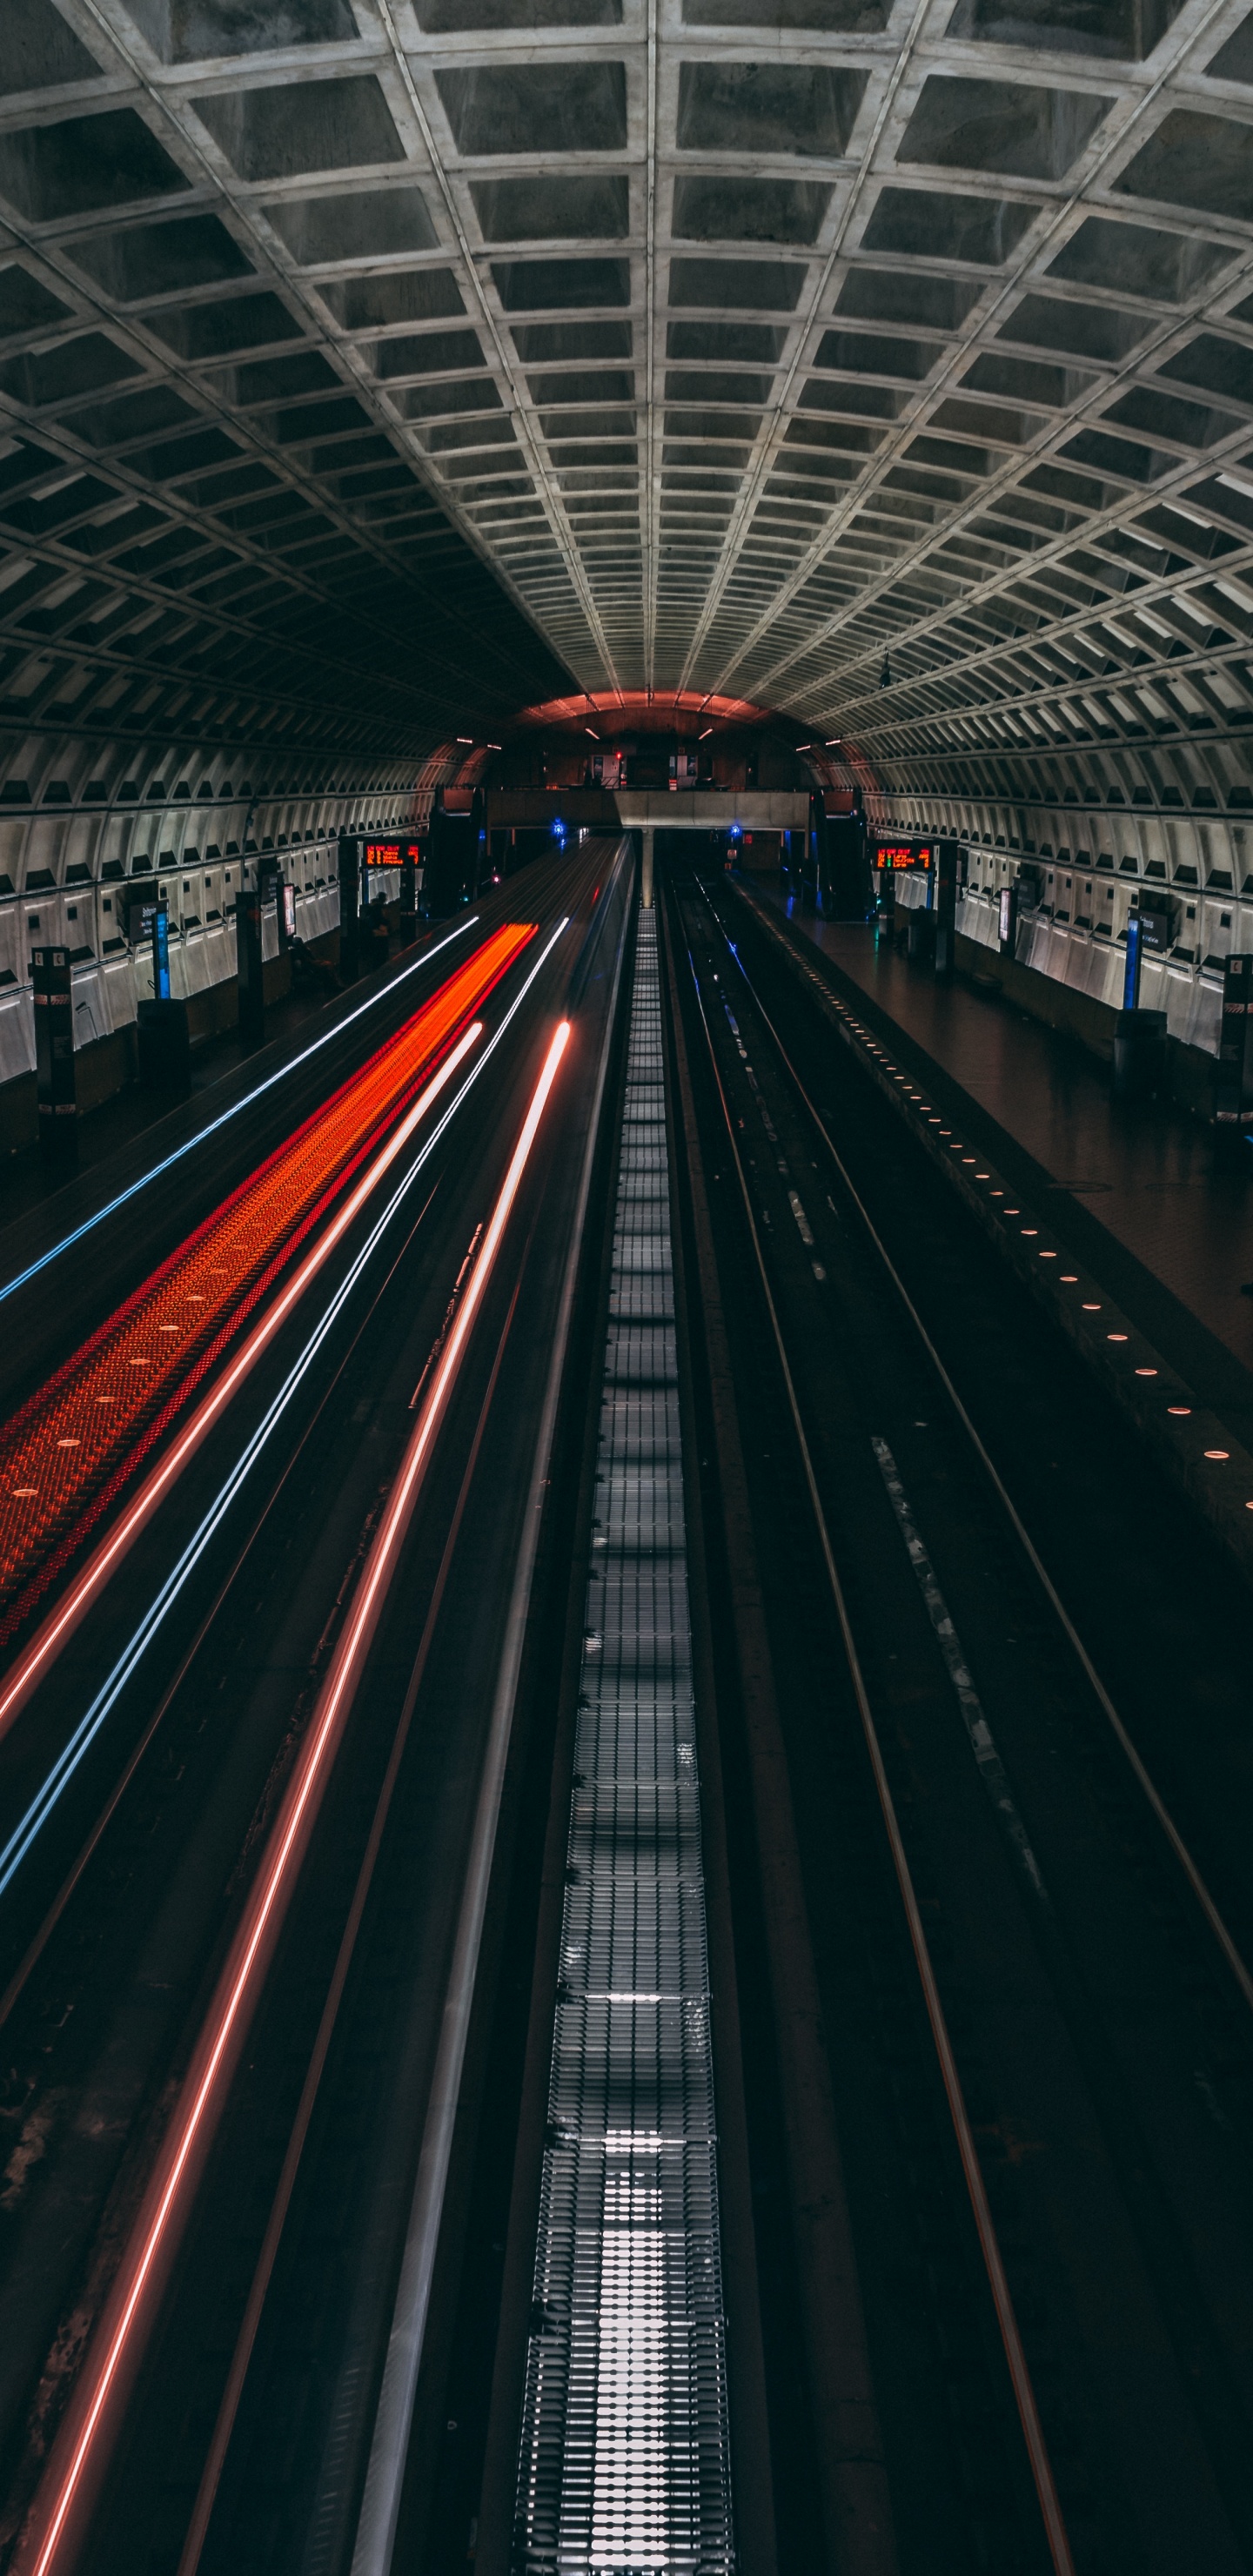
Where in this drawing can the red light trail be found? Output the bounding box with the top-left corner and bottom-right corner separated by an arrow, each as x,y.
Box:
16,1018 -> 573,2576
0,923 -> 534,1654
0,1019 -> 484,1756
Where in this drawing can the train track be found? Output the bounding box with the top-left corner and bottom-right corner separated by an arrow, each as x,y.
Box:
0,847 -> 625,2576
6,841 -> 1253,2574
660,860 -> 1253,2575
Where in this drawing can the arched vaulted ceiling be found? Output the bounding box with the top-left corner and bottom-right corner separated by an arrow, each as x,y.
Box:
1,0 -> 1252,837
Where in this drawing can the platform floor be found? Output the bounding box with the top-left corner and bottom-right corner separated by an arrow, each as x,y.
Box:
750,875 -> 1253,1390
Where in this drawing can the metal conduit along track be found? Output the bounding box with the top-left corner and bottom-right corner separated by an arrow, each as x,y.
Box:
513,907 -> 734,2574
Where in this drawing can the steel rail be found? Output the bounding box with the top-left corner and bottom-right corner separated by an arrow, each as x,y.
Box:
174,1268 -> 524,2576
700,876 -> 1253,2028
675,894 -> 1076,2576
16,1023 -> 574,2576
349,848 -> 633,2576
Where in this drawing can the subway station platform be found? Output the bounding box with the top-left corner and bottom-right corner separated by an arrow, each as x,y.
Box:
743,874 -> 1253,1427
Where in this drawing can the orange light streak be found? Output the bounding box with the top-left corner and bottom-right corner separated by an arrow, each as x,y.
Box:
0,1018 -> 487,1753
0,924 -> 535,1653
18,1020 -> 573,2576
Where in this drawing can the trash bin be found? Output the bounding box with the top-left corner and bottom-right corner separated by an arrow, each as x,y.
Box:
1113,1008 -> 1166,1100
137,996 -> 191,1095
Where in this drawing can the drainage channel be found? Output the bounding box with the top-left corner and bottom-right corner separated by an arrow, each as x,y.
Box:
513,904 -> 735,2572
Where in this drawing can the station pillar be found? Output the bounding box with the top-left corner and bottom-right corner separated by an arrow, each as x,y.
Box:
641,826 -> 654,909
31,944 -> 77,1157
235,887 -> 265,1043
338,832 -> 363,977
933,839 -> 962,977
1215,954 -> 1253,1127
399,838 -> 420,944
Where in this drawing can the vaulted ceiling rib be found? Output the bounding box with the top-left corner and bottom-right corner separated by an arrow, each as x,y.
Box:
0,0 -> 1250,830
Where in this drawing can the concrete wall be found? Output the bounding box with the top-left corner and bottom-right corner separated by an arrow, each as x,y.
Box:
953,829 -> 1228,1063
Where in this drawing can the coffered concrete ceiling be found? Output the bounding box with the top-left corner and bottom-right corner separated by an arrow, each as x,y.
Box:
2,0 -> 1253,818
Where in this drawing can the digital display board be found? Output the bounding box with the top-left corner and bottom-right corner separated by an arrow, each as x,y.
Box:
874,839 -> 934,871
365,841 -> 401,867
1137,905 -> 1172,956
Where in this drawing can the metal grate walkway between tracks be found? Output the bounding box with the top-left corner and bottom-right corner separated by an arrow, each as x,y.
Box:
513,908 -> 734,2573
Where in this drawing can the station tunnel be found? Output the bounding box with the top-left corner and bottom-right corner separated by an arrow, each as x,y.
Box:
1,5 -> 1253,2573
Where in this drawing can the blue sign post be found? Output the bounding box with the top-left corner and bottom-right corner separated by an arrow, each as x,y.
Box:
129,896 -> 171,1000
133,901 -> 191,1092
1122,910 -> 1142,1011
1115,909 -> 1168,1098
151,903 -> 171,1003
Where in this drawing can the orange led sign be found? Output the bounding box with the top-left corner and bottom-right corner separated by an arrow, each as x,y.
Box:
874,841 -> 934,870
365,841 -> 401,866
